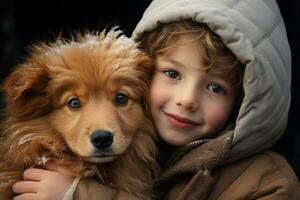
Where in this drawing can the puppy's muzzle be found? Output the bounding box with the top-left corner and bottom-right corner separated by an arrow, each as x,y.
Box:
91,129 -> 113,151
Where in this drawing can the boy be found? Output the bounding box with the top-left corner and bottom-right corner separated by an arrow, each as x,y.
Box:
12,0 -> 300,199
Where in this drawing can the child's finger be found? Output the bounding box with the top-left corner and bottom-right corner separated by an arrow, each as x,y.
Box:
23,168 -> 53,181
13,193 -> 37,200
12,181 -> 39,194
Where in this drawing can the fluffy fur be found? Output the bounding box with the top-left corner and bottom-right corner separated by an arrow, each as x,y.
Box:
0,28 -> 158,199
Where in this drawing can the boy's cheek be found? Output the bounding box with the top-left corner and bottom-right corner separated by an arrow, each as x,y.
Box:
150,83 -> 167,108
207,106 -> 231,129
150,91 -> 164,109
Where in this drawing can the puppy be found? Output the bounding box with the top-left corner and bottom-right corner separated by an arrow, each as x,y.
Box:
0,28 -> 158,199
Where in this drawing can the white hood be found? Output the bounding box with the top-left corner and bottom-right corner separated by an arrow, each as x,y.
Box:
132,0 -> 291,161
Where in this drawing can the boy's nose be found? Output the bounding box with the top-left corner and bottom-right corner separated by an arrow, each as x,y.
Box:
175,92 -> 199,112
176,100 -> 199,112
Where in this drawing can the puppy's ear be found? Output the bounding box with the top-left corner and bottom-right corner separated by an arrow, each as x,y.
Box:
3,62 -> 51,120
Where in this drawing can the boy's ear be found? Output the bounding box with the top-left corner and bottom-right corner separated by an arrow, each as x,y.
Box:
3,63 -> 51,120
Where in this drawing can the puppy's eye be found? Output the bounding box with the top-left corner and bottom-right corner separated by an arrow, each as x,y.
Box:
68,97 -> 81,109
114,93 -> 128,106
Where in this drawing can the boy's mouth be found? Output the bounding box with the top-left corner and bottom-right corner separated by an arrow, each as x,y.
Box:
164,112 -> 200,128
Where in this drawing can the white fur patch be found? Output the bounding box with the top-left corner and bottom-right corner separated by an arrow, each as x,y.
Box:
36,156 -> 49,167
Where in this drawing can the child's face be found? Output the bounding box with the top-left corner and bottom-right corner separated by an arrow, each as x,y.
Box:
150,39 -> 238,146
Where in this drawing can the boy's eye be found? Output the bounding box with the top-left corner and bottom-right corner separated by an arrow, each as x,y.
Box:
163,69 -> 181,80
207,83 -> 225,95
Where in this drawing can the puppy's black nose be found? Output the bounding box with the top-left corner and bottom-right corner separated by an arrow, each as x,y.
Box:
91,130 -> 113,150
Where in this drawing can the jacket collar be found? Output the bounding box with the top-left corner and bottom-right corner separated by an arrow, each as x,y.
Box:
159,131 -> 233,182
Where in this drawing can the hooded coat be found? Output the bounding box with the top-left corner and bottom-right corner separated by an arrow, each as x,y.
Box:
70,0 -> 300,199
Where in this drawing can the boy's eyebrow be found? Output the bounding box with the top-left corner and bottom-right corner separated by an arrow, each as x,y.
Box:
160,57 -> 229,80
159,57 -> 187,68
207,70 -> 226,79
206,71 -> 232,84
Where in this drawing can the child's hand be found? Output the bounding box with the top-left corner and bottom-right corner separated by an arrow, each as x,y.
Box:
12,164 -> 74,200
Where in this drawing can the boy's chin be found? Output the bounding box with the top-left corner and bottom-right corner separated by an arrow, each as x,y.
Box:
160,133 -> 190,147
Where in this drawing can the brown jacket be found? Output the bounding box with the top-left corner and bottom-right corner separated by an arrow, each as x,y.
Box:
73,133 -> 300,199
160,151 -> 300,200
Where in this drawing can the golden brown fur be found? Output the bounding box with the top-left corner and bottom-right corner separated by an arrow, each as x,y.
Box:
0,28 -> 158,199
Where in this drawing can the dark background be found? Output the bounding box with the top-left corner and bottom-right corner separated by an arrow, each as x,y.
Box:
0,1 -> 299,177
